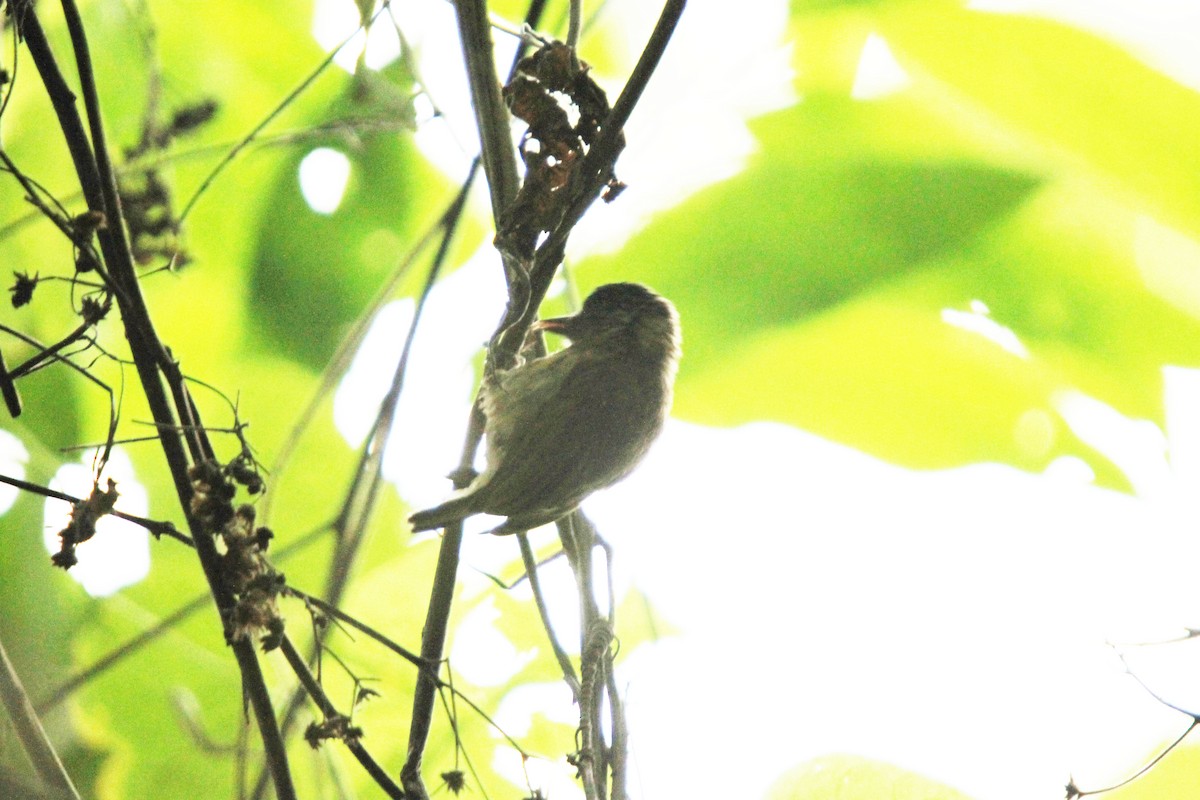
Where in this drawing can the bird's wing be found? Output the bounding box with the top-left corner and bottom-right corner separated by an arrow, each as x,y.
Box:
481,348 -> 575,466
476,350 -> 663,518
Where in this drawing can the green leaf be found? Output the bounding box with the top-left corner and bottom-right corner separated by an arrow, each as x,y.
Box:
876,5 -> 1200,237
581,99 -> 1042,380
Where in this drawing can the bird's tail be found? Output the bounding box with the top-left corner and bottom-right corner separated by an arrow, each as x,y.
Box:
408,494 -> 476,532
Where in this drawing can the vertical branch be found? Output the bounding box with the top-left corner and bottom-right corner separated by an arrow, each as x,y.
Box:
402,1 -> 547,793
57,0 -> 135,296
452,0 -> 519,223
453,0 -> 532,365
400,518 -> 464,800
563,512 -> 611,799
605,666 -> 630,800
329,157 -> 481,599
566,0 -> 583,52
404,1 -> 685,798
14,2 -> 298,796
17,0 -> 193,504
9,3 -> 104,223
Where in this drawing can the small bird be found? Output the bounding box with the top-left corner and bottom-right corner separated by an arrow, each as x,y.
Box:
409,282 -> 681,535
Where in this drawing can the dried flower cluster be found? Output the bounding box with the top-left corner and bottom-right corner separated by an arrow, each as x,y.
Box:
189,459 -> 282,648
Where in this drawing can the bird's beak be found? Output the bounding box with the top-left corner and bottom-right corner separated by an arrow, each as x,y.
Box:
534,314 -> 578,340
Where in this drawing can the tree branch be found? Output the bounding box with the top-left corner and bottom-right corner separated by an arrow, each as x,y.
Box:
453,0 -> 519,223
15,2 -> 298,795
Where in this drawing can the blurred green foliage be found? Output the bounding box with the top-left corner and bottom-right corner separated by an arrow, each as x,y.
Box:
580,2 -> 1200,485
0,0 -> 1197,797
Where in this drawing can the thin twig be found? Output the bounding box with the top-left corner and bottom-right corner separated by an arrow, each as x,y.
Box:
567,0 -> 583,65
0,323 -> 120,463
39,595 -> 208,713
10,319 -> 100,380
0,633 -> 82,800
277,636 -> 405,799
58,0 -> 137,293
12,3 -> 106,246
1071,719 -> 1200,798
517,532 -> 581,699
290,588 -> 529,755
535,0 -> 686,272
433,671 -> 491,800
401,518 -> 464,799
175,0 -> 396,225
0,117 -> 417,244
289,589 -> 432,673
36,521 -> 334,712
260,158 -> 481,524
0,15 -> 21,123
0,147 -> 75,239
0,471 -> 187,543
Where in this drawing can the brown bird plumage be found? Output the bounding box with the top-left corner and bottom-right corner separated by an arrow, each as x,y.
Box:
408,282 -> 681,535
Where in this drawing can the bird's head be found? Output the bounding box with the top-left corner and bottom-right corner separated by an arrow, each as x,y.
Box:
535,283 -> 680,360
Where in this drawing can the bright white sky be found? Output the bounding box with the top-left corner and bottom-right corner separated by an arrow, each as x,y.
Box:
19,1 -> 1200,798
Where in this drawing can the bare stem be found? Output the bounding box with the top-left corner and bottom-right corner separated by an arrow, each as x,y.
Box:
0,633 -> 82,799
452,0 -> 520,224
517,532 -> 582,699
